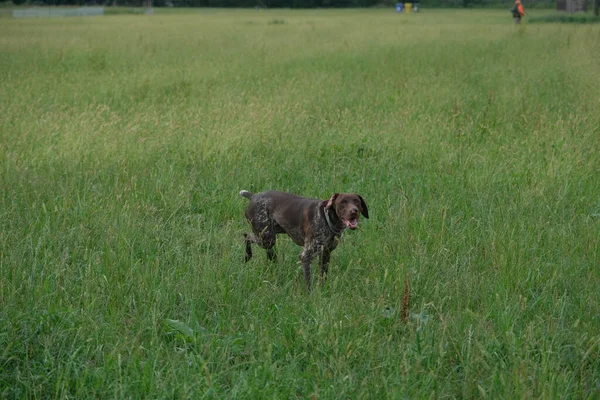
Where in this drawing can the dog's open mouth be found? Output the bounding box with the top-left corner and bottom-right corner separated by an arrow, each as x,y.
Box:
343,218 -> 359,230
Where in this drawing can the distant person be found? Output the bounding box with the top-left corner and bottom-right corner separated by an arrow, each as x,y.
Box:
511,0 -> 525,24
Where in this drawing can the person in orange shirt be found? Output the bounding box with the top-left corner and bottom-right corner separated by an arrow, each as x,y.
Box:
511,0 -> 525,24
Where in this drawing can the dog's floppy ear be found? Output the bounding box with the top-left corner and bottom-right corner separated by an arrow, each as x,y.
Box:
358,195 -> 369,218
324,193 -> 339,210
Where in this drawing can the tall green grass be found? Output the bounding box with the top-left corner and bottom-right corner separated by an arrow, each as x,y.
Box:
1,9 -> 599,398
529,13 -> 600,23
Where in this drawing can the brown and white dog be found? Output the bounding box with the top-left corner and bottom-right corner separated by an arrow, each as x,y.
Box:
240,190 -> 368,291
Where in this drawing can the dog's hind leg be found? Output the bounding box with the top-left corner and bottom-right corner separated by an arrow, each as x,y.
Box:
244,227 -> 277,263
244,233 -> 254,263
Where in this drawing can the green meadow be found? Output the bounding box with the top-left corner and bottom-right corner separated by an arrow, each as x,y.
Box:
1,8 -> 599,398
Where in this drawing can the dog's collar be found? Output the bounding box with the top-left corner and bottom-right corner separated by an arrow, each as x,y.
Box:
324,207 -> 345,236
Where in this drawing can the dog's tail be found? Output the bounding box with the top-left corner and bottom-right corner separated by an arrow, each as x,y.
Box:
239,190 -> 254,200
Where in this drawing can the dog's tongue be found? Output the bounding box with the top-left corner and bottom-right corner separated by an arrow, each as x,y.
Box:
344,218 -> 359,230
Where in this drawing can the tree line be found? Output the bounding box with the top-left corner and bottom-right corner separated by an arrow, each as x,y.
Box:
12,0 -> 554,9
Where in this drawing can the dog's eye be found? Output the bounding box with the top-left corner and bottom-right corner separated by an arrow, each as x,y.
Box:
341,199 -> 348,205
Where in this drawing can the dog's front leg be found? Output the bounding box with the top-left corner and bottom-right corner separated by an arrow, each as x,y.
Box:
300,245 -> 316,292
319,248 -> 331,279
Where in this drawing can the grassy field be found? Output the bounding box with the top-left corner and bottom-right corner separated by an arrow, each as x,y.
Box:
1,8 -> 600,398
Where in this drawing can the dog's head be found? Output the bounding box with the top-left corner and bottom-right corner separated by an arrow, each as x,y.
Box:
324,193 -> 369,230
